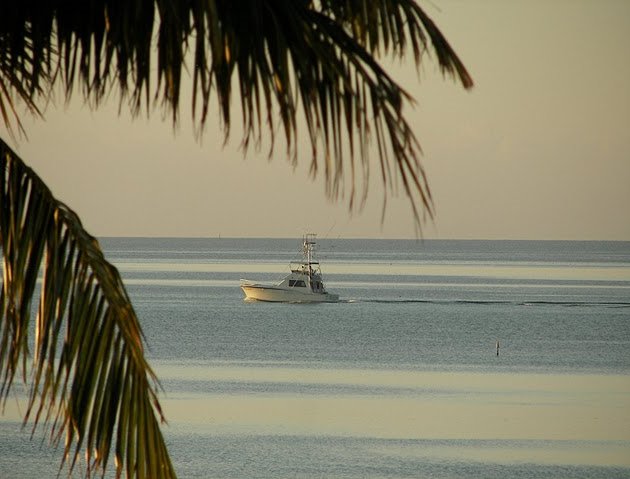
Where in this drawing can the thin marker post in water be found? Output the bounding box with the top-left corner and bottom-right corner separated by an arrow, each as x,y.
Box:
496,340 -> 500,356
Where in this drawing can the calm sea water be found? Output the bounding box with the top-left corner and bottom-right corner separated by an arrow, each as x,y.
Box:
1,238 -> 629,478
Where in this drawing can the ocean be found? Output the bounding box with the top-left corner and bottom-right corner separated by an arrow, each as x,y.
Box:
1,238 -> 629,478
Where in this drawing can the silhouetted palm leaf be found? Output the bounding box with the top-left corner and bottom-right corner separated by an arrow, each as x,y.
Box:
0,139 -> 176,478
0,0 -> 472,223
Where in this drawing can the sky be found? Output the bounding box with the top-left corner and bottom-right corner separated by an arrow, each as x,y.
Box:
2,0 -> 629,240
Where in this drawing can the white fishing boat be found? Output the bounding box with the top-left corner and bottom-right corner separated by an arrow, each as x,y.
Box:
240,234 -> 339,303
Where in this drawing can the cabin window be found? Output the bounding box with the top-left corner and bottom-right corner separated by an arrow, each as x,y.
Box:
289,280 -> 306,287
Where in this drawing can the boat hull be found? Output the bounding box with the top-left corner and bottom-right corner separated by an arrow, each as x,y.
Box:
241,284 -> 339,303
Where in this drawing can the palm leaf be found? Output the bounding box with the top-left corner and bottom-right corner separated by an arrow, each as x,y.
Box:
0,139 -> 176,479
0,0 -> 472,226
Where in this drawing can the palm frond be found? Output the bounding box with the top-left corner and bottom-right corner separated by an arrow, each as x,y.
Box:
0,25 -> 44,139
192,0 -> 473,221
0,0 -> 472,225
0,139 -> 176,479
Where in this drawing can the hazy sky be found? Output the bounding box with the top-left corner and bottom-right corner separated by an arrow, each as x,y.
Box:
2,1 -> 629,239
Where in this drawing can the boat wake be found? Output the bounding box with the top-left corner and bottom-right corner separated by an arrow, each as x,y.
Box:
341,299 -> 630,308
